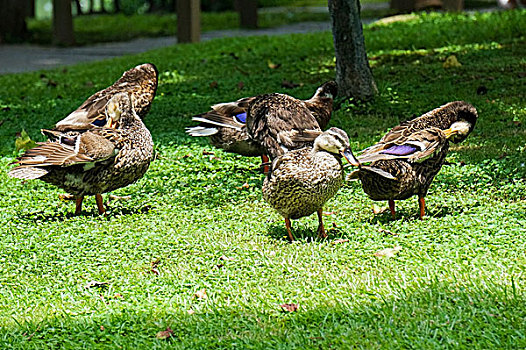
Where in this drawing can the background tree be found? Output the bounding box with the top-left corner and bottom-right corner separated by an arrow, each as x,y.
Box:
328,0 -> 377,101
53,0 -> 75,45
0,0 -> 30,43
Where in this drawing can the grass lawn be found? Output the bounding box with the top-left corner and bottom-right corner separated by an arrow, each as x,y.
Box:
1,9 -> 525,349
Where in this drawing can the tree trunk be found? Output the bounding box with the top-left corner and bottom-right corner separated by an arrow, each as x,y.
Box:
28,0 -> 36,18
0,0 -> 30,42
114,0 -> 120,13
74,0 -> 83,15
52,0 -> 75,46
88,0 -> 95,14
177,0 -> 200,43
328,0 -> 377,101
235,0 -> 258,29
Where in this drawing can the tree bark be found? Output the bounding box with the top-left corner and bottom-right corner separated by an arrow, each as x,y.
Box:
328,0 -> 377,100
74,0 -> 83,15
0,0 -> 30,42
113,0 -> 120,13
235,0 -> 258,29
52,0 -> 75,46
177,0 -> 200,43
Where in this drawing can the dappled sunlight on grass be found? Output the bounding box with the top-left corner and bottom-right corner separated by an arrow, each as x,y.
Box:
0,10 -> 525,348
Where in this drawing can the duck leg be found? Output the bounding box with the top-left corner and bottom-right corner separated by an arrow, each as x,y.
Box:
316,208 -> 327,239
75,196 -> 84,215
418,196 -> 425,220
388,199 -> 396,220
261,154 -> 270,174
285,217 -> 295,241
95,194 -> 105,215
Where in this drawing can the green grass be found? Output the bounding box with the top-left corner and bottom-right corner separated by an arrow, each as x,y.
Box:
1,9 -> 525,349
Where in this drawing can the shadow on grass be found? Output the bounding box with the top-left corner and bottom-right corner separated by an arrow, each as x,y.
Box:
2,280 -> 525,348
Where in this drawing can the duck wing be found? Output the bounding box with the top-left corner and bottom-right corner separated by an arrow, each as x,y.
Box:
9,129 -> 118,180
54,63 -> 158,131
246,94 -> 321,158
358,127 -> 447,164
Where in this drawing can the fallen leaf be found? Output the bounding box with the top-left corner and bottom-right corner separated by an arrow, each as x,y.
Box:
379,228 -> 398,236
209,81 -> 218,89
202,150 -> 214,155
374,246 -> 402,257
372,204 -> 388,214
323,211 -> 335,215
267,60 -> 281,69
237,182 -> 250,190
156,327 -> 174,340
332,238 -> 349,244
182,154 -> 192,158
220,255 -> 235,261
85,81 -> 94,88
443,55 -> 462,68
194,289 -> 207,300
280,303 -> 299,312
149,258 -> 160,275
113,293 -> 123,299
15,129 -> 37,152
281,79 -> 300,89
237,81 -> 245,90
510,121 -> 522,127
187,309 -> 195,315
84,281 -> 109,289
100,325 -> 105,331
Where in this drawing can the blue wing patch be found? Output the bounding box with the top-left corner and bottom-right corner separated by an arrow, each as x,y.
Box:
381,144 -> 417,156
92,118 -> 107,127
234,112 -> 247,124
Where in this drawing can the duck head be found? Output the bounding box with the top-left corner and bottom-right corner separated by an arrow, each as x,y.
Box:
444,102 -> 478,143
313,127 -> 359,166
105,92 -> 136,129
313,81 -> 338,100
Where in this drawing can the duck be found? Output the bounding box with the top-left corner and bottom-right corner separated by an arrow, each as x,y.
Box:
347,101 -> 478,219
50,63 -> 158,133
8,93 -> 155,215
186,81 -> 338,171
262,127 -> 392,241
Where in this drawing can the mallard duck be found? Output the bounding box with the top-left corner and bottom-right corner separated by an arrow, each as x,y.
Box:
348,101 -> 478,219
51,63 -> 158,132
262,127 -> 363,241
8,93 -> 154,215
186,81 -> 338,170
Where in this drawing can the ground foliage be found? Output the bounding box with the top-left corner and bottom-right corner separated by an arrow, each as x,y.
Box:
0,10 -> 525,349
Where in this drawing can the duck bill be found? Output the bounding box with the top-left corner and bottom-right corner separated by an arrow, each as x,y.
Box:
443,127 -> 457,139
340,148 -> 360,167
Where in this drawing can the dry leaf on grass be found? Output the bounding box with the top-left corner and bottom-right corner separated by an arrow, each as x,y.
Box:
149,258 -> 160,275
332,239 -> 349,244
443,55 -> 462,68
280,303 -> 299,312
84,281 -> 109,289
267,60 -> 281,69
202,150 -> 214,155
194,289 -> 208,300
372,204 -> 388,214
281,79 -> 300,89
220,255 -> 235,261
187,309 -> 195,315
237,182 -> 250,190
156,327 -> 174,340
373,246 -> 402,257
209,81 -> 218,89
379,228 -> 398,236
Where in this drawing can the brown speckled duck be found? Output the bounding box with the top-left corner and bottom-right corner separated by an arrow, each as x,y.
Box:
263,127 -> 391,241
348,101 -> 478,219
186,81 -> 338,170
9,93 -> 154,215
51,63 -> 158,132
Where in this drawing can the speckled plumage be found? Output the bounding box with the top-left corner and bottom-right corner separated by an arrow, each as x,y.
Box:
53,63 -> 158,132
9,93 -> 154,214
186,81 -> 337,160
350,101 -> 478,219
262,127 -> 356,240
